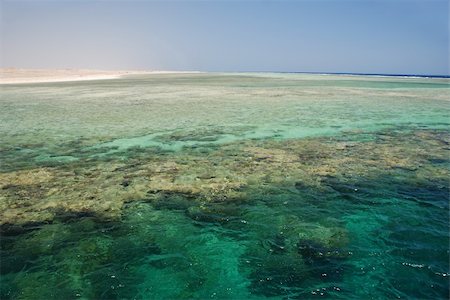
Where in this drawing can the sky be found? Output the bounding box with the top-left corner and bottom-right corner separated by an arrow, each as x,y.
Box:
0,0 -> 448,75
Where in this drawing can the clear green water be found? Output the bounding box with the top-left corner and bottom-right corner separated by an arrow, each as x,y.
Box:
0,73 -> 449,299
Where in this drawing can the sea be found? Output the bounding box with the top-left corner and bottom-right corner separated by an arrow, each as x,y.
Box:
0,73 -> 449,299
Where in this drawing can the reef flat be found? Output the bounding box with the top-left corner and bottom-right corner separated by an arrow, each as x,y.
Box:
0,73 -> 449,299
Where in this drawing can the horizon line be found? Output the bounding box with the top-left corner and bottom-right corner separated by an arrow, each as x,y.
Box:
1,67 -> 449,79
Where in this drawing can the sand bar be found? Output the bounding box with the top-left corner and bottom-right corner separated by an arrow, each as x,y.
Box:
0,68 -> 197,84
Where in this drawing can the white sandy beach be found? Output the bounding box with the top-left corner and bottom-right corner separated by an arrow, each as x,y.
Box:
0,68 -> 198,84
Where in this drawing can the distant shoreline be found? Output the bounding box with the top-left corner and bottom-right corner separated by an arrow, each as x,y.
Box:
1,69 -> 448,85
0,69 -> 201,84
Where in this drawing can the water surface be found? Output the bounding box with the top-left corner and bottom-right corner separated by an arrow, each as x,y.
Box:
0,73 -> 449,299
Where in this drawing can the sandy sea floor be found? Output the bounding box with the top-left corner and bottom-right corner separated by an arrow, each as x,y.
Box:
0,73 -> 449,299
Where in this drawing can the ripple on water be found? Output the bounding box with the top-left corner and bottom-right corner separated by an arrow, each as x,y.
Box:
1,74 -> 449,299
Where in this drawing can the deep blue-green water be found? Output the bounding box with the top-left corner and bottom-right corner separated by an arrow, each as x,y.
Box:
0,73 -> 449,299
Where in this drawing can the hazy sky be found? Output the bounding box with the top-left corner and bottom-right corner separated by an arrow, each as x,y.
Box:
1,0 -> 448,75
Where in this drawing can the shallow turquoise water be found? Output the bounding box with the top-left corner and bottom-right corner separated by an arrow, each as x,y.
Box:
0,73 -> 449,299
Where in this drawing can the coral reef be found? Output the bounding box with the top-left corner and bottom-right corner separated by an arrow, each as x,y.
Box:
0,128 -> 448,231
